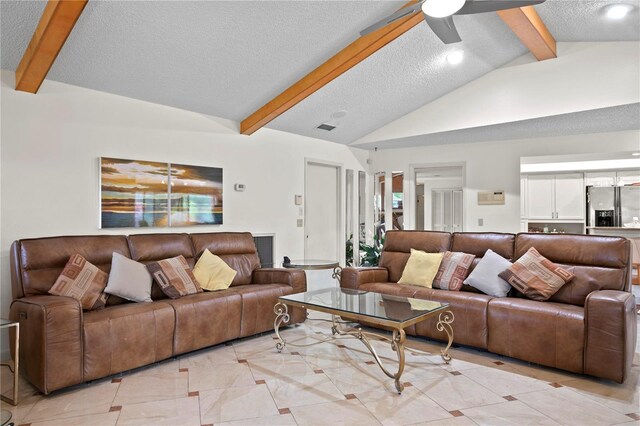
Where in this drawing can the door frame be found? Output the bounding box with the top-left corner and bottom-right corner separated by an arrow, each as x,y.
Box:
304,158 -> 344,264
410,161 -> 466,231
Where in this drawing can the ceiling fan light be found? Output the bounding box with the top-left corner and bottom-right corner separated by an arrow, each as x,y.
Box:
446,50 -> 464,65
605,4 -> 632,19
422,0 -> 466,18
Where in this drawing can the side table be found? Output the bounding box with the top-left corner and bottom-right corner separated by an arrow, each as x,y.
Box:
0,319 -> 19,406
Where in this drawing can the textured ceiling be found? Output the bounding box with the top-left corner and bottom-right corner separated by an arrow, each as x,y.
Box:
354,103 -> 640,150
1,0 -> 639,149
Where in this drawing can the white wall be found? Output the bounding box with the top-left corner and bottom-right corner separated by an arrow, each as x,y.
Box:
371,130 -> 640,233
356,42 -> 640,144
0,71 -> 369,330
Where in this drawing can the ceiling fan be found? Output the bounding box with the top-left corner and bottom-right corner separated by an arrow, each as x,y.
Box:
360,0 -> 546,44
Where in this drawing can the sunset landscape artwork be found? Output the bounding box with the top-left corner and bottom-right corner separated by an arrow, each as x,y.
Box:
100,157 -> 223,228
101,158 -> 170,228
170,163 -> 223,226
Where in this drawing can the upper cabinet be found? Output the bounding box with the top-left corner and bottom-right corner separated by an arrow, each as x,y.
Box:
585,170 -> 640,187
525,173 -> 584,220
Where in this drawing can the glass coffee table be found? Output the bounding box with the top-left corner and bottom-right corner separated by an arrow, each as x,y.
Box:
273,288 -> 454,394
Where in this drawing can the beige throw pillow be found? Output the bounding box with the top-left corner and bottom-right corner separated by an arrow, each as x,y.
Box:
193,249 -> 237,291
104,252 -> 153,302
49,254 -> 108,310
397,249 -> 443,288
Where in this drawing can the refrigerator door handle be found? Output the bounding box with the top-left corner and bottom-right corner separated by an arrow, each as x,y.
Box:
614,187 -> 621,227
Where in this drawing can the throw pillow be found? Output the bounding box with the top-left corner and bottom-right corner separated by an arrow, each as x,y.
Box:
147,255 -> 202,299
193,249 -> 237,291
433,251 -> 476,291
397,249 -> 443,288
49,254 -> 108,310
104,252 -> 153,302
463,249 -> 512,297
499,247 -> 575,301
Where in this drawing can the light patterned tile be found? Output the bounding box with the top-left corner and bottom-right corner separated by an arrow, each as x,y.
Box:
199,384 -> 279,424
515,387 -> 632,425
461,400 -> 560,425
124,359 -> 180,378
113,370 -> 188,406
188,362 -> 255,391
29,411 -> 119,426
248,353 -> 316,380
323,363 -> 396,394
299,346 -> 365,370
266,373 -> 345,408
116,396 -> 200,425
462,366 -> 551,396
179,344 -> 239,368
412,374 -> 505,411
25,381 -> 119,423
218,413 -> 297,426
1,393 -> 40,425
233,336 -> 289,360
356,386 -> 452,425
412,417 -> 478,426
290,399 -> 381,426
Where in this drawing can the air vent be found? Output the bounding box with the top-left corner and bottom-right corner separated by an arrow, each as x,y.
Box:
317,123 -> 336,131
253,234 -> 274,268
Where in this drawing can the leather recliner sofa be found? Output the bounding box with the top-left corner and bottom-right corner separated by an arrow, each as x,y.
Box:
9,232 -> 306,394
341,231 -> 636,383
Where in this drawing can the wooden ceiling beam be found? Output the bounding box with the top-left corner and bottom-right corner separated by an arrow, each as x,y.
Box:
240,1 -> 422,135
497,6 -> 556,61
15,0 -> 88,93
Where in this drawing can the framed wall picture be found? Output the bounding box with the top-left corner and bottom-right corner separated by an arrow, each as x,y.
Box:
100,157 -> 223,228
100,157 -> 169,228
170,163 -> 223,226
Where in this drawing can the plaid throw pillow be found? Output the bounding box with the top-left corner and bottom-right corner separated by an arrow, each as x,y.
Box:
147,255 -> 202,299
49,254 -> 108,310
499,247 -> 574,301
433,251 -> 476,291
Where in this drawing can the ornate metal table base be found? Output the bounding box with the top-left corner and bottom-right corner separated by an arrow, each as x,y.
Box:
273,302 -> 454,394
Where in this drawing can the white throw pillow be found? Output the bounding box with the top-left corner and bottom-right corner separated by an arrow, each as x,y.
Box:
104,252 -> 153,302
462,249 -> 512,297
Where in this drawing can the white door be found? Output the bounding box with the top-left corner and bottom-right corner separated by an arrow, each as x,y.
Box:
305,162 -> 339,261
432,189 -> 463,232
452,190 -> 463,232
527,175 -> 555,219
432,191 -> 444,231
555,173 -> 584,220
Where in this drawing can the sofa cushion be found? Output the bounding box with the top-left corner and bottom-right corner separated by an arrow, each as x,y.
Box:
487,298 -> 585,374
190,232 -> 261,286
228,284 -> 297,338
193,249 -> 237,291
359,282 -> 491,349
379,231 -> 451,283
398,249 -> 443,288
49,254 -> 108,310
162,291 -> 243,354
499,247 -> 574,301
83,302 -> 175,381
515,233 -> 629,306
433,251 -> 476,291
104,252 -> 153,303
463,249 -> 512,297
147,255 -> 202,299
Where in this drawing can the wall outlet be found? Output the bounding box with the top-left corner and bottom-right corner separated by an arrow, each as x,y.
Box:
478,218 -> 484,226
297,219 -> 303,227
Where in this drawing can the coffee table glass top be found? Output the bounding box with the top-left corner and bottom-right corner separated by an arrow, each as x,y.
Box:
279,288 -> 448,324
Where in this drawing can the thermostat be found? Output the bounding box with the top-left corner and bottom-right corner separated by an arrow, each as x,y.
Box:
234,183 -> 246,192
478,190 -> 505,205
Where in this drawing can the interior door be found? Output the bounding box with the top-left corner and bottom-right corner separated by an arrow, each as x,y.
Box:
555,173 -> 584,219
432,191 -> 444,232
305,162 -> 339,261
452,190 -> 463,232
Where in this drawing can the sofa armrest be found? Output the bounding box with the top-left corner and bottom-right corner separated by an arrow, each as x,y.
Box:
9,295 -> 84,394
340,267 -> 389,290
584,290 -> 637,383
253,268 -> 307,294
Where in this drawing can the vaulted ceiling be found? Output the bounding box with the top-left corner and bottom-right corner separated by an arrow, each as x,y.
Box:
1,0 -> 639,148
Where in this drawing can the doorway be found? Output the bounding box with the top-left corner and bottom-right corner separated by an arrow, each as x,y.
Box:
305,160 -> 341,262
414,165 -> 464,231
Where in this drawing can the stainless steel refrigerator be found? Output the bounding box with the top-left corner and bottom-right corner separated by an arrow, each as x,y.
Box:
587,186 -> 640,227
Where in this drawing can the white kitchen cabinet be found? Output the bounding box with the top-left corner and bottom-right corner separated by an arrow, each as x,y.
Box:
520,176 -> 527,219
616,170 -> 640,186
585,172 -> 616,187
525,173 -> 584,220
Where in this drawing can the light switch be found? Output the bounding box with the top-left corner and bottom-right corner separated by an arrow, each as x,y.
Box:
297,219 -> 303,227
478,218 -> 484,226
295,195 -> 303,205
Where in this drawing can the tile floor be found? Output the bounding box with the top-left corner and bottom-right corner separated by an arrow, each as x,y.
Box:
1,313 -> 639,426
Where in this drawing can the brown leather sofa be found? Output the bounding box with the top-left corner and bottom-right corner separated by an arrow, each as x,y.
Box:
9,232 -> 306,394
341,231 -> 636,383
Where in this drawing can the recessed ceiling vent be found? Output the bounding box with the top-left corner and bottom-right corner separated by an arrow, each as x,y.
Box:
317,123 -> 336,131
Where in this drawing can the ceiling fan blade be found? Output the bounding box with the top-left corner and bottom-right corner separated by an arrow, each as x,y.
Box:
360,2 -> 423,36
423,14 -> 462,44
455,0 -> 546,15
